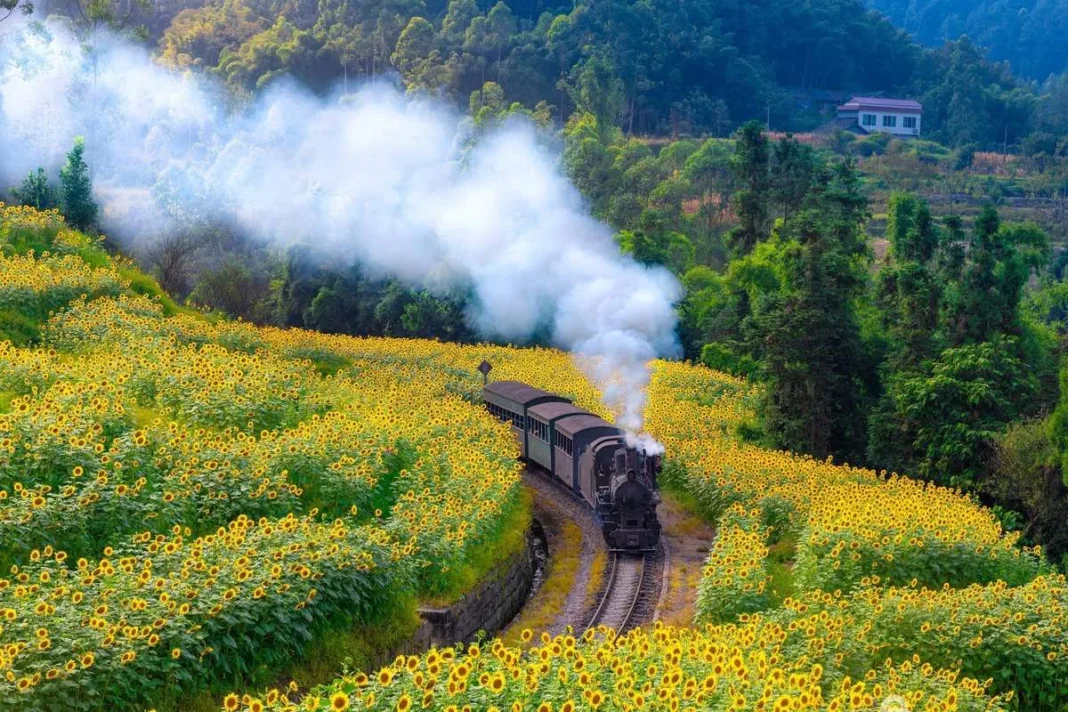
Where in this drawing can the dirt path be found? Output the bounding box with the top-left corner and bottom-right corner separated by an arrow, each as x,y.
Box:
500,470 -> 607,642
654,490 -> 716,627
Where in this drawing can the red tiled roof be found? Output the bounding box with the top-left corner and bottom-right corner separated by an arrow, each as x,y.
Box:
837,96 -> 922,113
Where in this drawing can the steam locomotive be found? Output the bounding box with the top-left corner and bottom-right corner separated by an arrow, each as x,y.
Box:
483,380 -> 661,551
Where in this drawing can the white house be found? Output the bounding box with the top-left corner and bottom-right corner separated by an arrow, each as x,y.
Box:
836,96 -> 922,137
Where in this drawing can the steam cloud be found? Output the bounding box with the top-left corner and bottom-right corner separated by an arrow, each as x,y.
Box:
0,18 -> 680,434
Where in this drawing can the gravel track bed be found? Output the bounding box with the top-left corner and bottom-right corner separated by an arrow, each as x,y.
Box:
512,468 -> 667,636
520,469 -> 607,635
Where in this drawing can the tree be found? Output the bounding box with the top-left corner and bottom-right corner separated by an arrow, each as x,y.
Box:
0,0 -> 33,24
66,0 -> 150,34
876,193 -> 942,369
755,161 -> 871,461
188,258 -> 268,320
464,15 -> 492,89
392,16 -> 436,83
562,112 -> 619,217
883,337 -> 1034,487
145,232 -> 203,298
726,122 -> 771,256
485,1 -> 515,81
320,21 -> 362,92
683,139 -> 734,235
770,136 -> 818,221
440,0 -> 478,46
11,168 -> 57,211
397,290 -> 473,340
868,197 -> 1052,482
566,56 -> 624,141
617,227 -> 694,275
59,138 -> 98,232
943,206 -> 1049,347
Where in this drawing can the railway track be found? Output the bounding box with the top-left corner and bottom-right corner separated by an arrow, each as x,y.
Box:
585,547 -> 662,634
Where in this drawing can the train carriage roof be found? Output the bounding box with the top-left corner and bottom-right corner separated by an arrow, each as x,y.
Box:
554,414 -> 620,438
484,380 -> 571,408
528,402 -> 588,422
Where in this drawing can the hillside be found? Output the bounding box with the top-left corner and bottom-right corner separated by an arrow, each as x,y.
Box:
867,0 -> 1068,80
149,0 -> 1004,138
2,205 -> 1067,711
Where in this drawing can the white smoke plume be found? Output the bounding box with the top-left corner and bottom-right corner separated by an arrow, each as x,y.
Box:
0,17 -> 681,433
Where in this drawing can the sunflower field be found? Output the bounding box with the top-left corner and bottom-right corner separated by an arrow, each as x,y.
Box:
1,204 -> 1067,711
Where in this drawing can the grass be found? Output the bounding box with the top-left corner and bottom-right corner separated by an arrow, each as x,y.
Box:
659,559 -> 703,628
131,404 -> 165,428
500,498 -> 585,645
421,486 -> 533,607
766,536 -> 798,605
584,549 -> 608,610
655,490 -> 718,627
659,490 -> 708,537
116,265 -> 211,321
659,479 -> 719,524
309,353 -> 354,377
0,308 -> 41,346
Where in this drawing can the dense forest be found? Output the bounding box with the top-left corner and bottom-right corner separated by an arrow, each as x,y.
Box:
867,0 -> 1068,80
19,0 -> 1048,148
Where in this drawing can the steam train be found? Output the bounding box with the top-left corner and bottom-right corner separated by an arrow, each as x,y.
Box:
483,380 -> 661,552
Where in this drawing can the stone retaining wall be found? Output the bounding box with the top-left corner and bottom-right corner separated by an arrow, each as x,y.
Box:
415,530 -> 536,648
369,528 -> 536,669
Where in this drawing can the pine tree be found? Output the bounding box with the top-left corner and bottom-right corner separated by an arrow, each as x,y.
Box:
59,137 -> 98,232
756,161 -> 871,461
11,168 -> 57,211
726,121 -> 771,256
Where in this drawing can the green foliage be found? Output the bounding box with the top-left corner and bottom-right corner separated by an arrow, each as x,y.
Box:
617,227 -> 694,274
59,138 -> 98,232
699,342 -> 758,380
565,55 -> 624,141
770,135 -> 819,220
868,196 -> 1051,486
881,337 -> 1035,487
188,258 -> 269,320
0,308 -> 40,345
755,161 -> 872,461
868,0 -> 1068,80
987,418 -> 1068,561
263,248 -> 475,343
942,207 -> 1050,347
726,121 -> 772,257
151,0 -> 1055,146
11,168 -> 57,211
1047,366 -> 1068,489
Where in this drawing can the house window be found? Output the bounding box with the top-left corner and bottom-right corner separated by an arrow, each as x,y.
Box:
903,116 -> 917,129
862,114 -> 876,127
882,115 -> 897,128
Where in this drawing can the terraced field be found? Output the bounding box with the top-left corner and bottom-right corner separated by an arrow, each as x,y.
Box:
1,204 -> 1066,712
